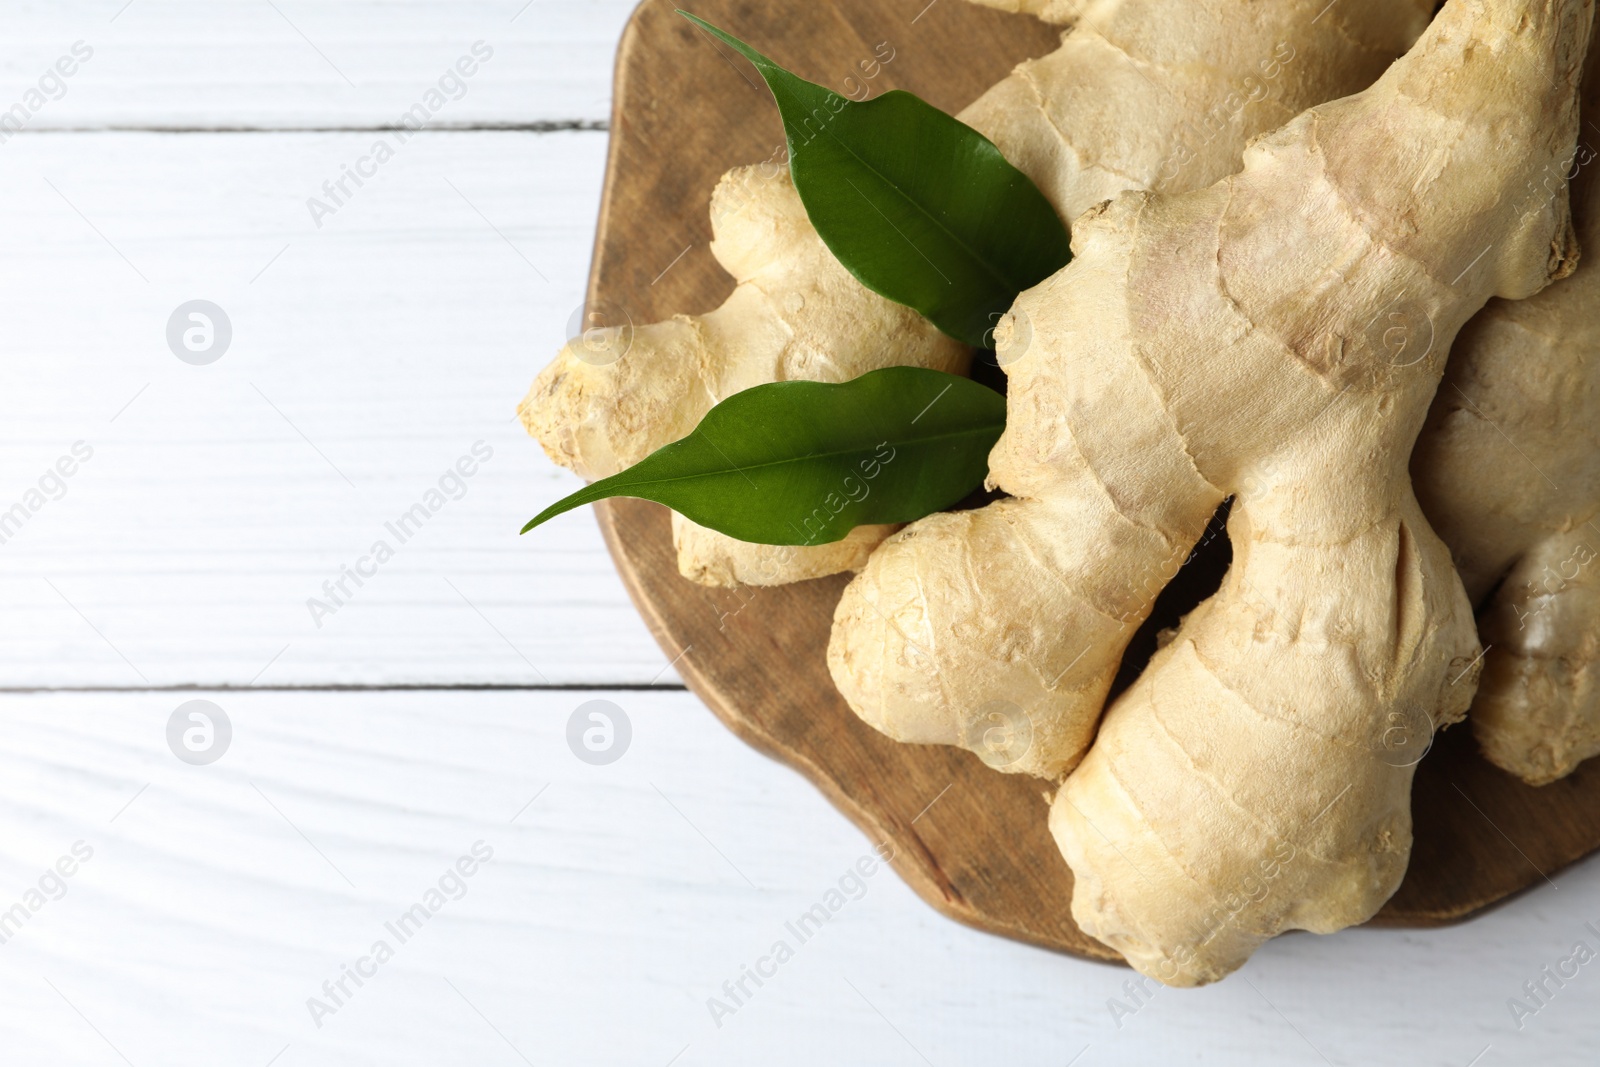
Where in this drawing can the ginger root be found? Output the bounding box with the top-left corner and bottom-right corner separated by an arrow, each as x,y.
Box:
521,0 -> 1431,587
1413,58 -> 1600,786
830,0 -> 1591,984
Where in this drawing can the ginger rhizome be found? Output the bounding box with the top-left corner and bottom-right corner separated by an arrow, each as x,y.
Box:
522,0 -> 1430,587
829,0 -> 1591,984
1413,59 -> 1600,786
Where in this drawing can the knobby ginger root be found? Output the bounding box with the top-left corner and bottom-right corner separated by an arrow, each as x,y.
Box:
1413,58 -> 1600,786
521,0 -> 1431,587
830,0 -> 1590,984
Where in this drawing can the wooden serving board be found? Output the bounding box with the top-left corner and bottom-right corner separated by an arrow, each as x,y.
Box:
580,0 -> 1600,962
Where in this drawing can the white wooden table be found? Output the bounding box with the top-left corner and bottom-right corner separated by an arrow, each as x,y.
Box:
0,3 -> 1595,1064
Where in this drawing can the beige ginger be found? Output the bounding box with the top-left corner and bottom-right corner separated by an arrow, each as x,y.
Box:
829,0 -> 1591,983
1413,60 -> 1600,786
521,0 -> 1431,587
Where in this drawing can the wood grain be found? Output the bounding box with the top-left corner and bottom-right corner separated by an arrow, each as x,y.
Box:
7,1 -> 639,128
585,0 -> 1600,960
0,130 -> 670,687
16,688 -> 1596,1066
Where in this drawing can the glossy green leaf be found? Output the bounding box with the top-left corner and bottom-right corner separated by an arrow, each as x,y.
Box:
679,11 -> 1071,348
522,367 -> 1004,546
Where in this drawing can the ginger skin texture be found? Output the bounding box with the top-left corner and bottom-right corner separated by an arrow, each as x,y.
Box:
829,0 -> 1592,985
521,0 -> 1431,587
1413,62 -> 1600,786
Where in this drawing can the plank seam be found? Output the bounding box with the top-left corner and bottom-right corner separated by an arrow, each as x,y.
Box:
8,121 -> 610,134
0,682 -> 686,693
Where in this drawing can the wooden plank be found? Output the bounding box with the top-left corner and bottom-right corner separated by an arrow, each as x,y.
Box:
2,0 -> 636,129
0,688 -> 1592,1066
0,128 -> 671,686
582,0 -> 1600,962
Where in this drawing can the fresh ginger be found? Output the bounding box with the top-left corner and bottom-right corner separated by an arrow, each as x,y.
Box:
829,0 -> 1591,984
1412,60 -> 1600,786
521,0 -> 1431,587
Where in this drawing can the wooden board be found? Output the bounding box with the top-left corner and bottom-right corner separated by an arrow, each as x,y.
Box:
0,130 -> 677,688
8,1 -> 640,128
584,0 -> 1600,961
22,687 -> 1597,1066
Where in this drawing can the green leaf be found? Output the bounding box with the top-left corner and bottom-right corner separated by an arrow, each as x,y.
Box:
522,367 -> 1004,546
678,10 -> 1071,348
